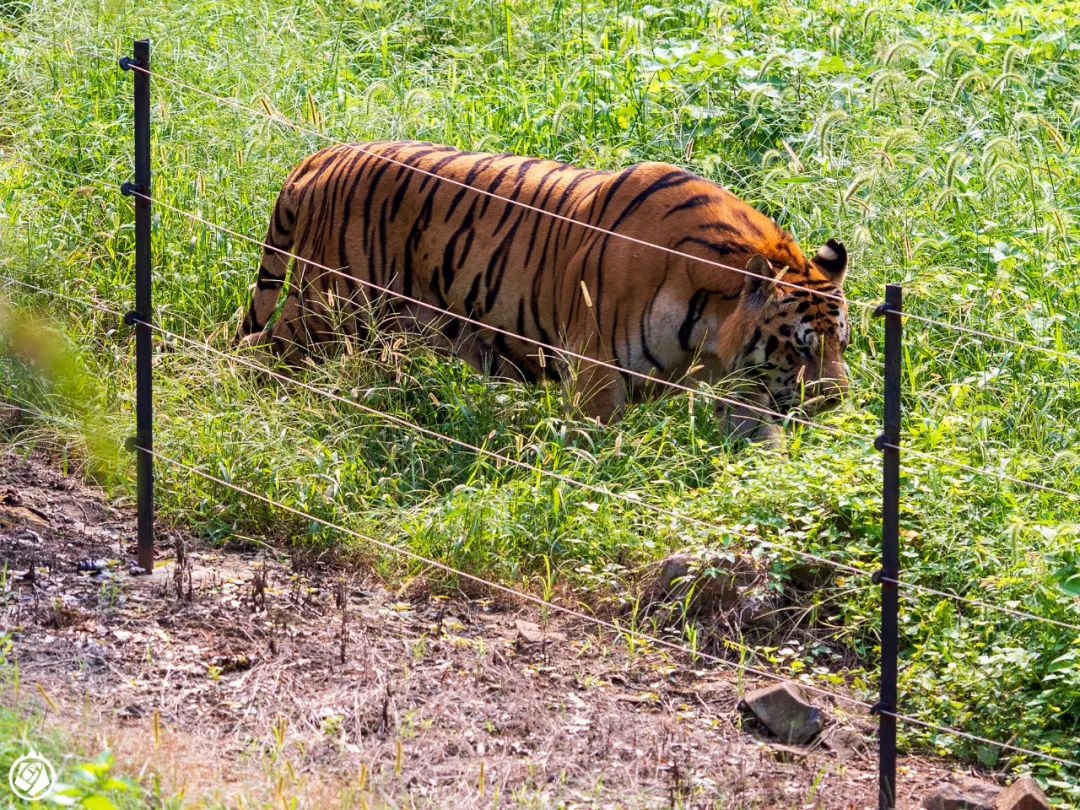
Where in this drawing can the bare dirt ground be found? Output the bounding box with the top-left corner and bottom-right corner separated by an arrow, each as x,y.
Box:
0,451 -> 981,808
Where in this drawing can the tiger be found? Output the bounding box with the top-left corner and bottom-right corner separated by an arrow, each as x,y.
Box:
237,141 -> 850,439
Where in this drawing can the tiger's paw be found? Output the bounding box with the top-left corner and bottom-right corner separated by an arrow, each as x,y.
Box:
717,402 -> 784,450
234,330 -> 281,370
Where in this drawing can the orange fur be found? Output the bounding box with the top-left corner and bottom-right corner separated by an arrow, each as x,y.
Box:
239,141 -> 850,425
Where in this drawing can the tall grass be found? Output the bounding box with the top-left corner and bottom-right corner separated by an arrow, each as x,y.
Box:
1,0 -> 1078,796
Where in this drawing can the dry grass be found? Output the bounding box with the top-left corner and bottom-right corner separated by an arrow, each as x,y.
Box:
0,450 -> 970,808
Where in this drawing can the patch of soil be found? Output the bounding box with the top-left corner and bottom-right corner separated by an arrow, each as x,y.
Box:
0,451 -> 969,808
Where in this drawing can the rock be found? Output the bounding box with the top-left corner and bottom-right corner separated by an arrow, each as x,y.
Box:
0,503 -> 48,527
514,619 -> 566,646
736,594 -> 781,629
922,784 -> 994,810
954,777 -> 1003,807
994,777 -> 1049,810
655,550 -> 758,615
740,681 -> 823,745
819,725 -> 870,760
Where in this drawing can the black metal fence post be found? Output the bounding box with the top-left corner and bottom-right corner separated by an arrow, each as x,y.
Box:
875,283 -> 903,809
120,39 -> 153,574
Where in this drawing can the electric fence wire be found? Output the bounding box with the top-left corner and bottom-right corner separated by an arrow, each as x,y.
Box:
3,389 -> 1079,769
18,144 -> 1080,508
2,268 -> 1078,635
3,22 -> 1080,367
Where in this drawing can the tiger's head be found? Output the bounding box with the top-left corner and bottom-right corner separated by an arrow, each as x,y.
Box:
728,239 -> 850,418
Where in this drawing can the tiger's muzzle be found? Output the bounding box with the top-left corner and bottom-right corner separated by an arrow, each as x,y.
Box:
774,360 -> 849,417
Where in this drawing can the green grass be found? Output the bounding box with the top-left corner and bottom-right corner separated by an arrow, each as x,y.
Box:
0,0 -> 1078,799
0,710 -> 149,808
0,637 -> 168,808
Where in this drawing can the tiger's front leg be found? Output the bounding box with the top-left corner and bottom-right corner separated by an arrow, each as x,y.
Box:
716,391 -> 783,449
567,363 -> 626,423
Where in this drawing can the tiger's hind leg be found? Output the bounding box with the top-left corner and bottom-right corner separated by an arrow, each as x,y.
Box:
257,266 -> 340,367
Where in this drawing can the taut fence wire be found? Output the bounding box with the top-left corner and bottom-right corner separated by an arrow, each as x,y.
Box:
0,29 -> 1078,810
4,22 -> 1080,366
1,265 -> 1077,635
1,392 -> 1078,777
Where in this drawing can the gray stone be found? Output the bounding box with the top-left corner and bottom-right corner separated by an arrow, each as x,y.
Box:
994,777 -> 1049,810
656,550 -> 758,615
819,725 -> 870,760
953,777 -> 1003,806
741,681 -> 823,745
922,784 -> 994,810
514,619 -> 566,646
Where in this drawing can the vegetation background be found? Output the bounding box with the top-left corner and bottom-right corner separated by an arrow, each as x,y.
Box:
0,0 -> 1077,801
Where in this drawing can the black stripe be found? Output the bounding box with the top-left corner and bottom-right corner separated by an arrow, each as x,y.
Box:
462,273 -> 483,317
593,164 -> 640,224
479,162 -> 517,217
389,148 -> 441,220
336,147 -> 377,276
392,147 -> 440,181
264,231 -> 293,253
674,236 -> 739,255
242,303 -> 259,333
389,170 -> 415,222
258,260 -> 287,280
483,219 -> 521,313
662,194 -> 718,219
493,159 -> 542,234
305,153 -> 346,258
551,170 -> 598,213
677,289 -> 711,351
517,168 -> 565,270
696,221 -> 741,236
733,209 -> 764,236
744,328 -> 761,357
402,193 -> 435,298
610,298 -> 621,365
444,155 -> 500,222
374,197 -> 389,289
440,205 -> 475,293
417,151 -> 461,192
273,195 -> 292,238
608,171 -> 694,232
639,273 -> 668,373
562,183 -> 603,251
362,144 -> 404,225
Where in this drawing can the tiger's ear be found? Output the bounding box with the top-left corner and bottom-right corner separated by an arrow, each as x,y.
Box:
812,238 -> 847,285
742,253 -> 777,308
